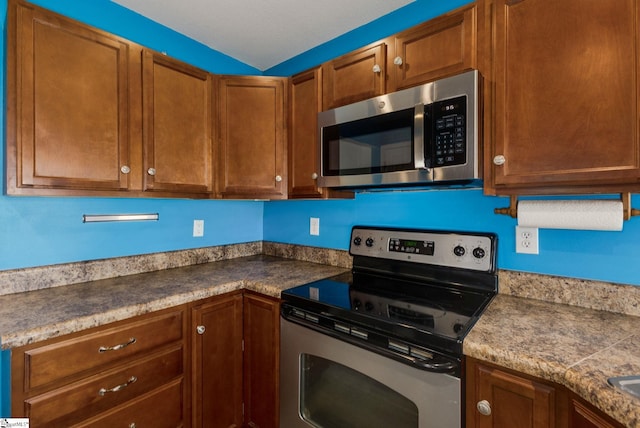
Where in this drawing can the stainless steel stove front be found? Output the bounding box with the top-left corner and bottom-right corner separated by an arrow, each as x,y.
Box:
280,319 -> 461,428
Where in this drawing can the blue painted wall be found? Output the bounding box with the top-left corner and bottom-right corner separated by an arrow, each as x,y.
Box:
262,0 -> 640,287
0,350 -> 8,417
264,191 -> 640,286
2,0 -> 639,286
0,0 -> 264,271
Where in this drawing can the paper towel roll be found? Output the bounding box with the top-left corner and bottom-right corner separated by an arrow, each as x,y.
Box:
517,200 -> 623,231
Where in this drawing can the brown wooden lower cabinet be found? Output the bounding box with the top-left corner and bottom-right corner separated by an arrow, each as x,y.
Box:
243,291 -> 280,428
11,306 -> 189,427
190,290 -> 280,428
466,357 -> 623,428
569,396 -> 623,428
191,291 -> 244,428
11,291 -> 281,428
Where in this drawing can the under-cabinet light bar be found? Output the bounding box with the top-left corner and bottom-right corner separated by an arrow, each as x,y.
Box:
82,213 -> 159,223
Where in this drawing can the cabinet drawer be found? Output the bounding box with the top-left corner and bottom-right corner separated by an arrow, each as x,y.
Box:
72,379 -> 184,428
24,346 -> 183,427
20,309 -> 184,391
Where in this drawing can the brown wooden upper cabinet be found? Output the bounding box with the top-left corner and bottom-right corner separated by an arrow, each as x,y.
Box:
322,42 -> 387,110
319,4 -> 477,111
6,0 -> 135,195
480,0 -> 640,195
217,75 -> 288,199
142,50 -> 214,197
6,0 -> 215,198
387,4 -> 477,92
289,67 -> 324,198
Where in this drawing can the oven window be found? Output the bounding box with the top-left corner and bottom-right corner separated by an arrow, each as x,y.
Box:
300,354 -> 418,428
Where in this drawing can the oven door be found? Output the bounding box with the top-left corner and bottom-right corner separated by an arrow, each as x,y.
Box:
280,318 -> 461,428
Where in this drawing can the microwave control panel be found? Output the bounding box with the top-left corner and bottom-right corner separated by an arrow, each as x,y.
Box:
431,95 -> 467,167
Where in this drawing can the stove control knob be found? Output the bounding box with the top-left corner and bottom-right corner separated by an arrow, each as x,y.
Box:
365,237 -> 375,247
472,247 -> 486,259
453,245 -> 466,257
353,236 -> 362,246
453,323 -> 465,334
365,302 -> 374,312
353,299 -> 362,310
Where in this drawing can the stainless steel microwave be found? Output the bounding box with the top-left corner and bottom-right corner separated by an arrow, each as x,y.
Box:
318,70 -> 480,189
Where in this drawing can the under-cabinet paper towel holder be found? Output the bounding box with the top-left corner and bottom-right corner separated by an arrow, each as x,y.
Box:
494,193 -> 640,221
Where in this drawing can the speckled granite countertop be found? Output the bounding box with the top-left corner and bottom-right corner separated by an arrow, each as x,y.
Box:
2,245 -> 640,427
0,255 -> 347,349
465,294 -> 640,428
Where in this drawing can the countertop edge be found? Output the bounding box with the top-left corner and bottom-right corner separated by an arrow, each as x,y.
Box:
464,296 -> 640,428
0,280 -> 248,349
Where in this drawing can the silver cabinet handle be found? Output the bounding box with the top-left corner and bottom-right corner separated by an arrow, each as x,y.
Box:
196,325 -> 206,335
311,172 -> 318,180
98,337 -> 136,353
477,399 -> 492,416
120,165 -> 131,174
393,56 -> 403,66
129,424 -> 137,428
372,64 -> 381,73
493,155 -> 506,166
275,175 -> 283,182
98,376 -> 137,396
147,167 -> 156,176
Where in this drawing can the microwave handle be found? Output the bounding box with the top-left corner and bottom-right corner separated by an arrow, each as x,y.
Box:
413,104 -> 427,170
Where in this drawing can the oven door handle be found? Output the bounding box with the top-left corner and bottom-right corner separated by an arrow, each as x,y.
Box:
410,356 -> 458,374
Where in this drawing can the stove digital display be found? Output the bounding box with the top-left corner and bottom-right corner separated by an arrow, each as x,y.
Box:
389,238 -> 435,255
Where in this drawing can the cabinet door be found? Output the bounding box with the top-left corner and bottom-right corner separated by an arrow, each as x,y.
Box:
482,0 -> 640,194
142,50 -> 214,196
322,43 -> 386,110
388,4 -> 477,91
217,76 -> 287,199
466,359 -> 557,428
243,292 -> 280,428
7,0 -> 133,194
569,396 -> 623,428
191,292 -> 244,428
288,67 -> 323,198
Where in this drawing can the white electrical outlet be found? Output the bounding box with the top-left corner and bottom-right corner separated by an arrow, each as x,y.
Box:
310,217 -> 320,236
193,219 -> 204,237
516,226 -> 539,254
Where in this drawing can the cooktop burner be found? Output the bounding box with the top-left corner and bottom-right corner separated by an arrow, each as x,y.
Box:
281,226 -> 498,361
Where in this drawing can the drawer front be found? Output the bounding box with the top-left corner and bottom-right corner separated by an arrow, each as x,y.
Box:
72,379 -> 184,428
22,309 -> 184,391
24,346 -> 183,427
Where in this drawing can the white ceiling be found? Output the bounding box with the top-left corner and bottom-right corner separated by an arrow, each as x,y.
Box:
111,0 -> 415,71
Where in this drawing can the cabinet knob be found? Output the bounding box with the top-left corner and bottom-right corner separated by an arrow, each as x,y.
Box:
493,155 -> 506,166
129,424 -> 137,428
275,175 -> 283,182
311,172 -> 318,180
372,64 -> 381,73
120,165 -> 131,174
393,56 -> 403,66
196,325 -> 206,335
147,167 -> 156,176
477,400 -> 492,416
